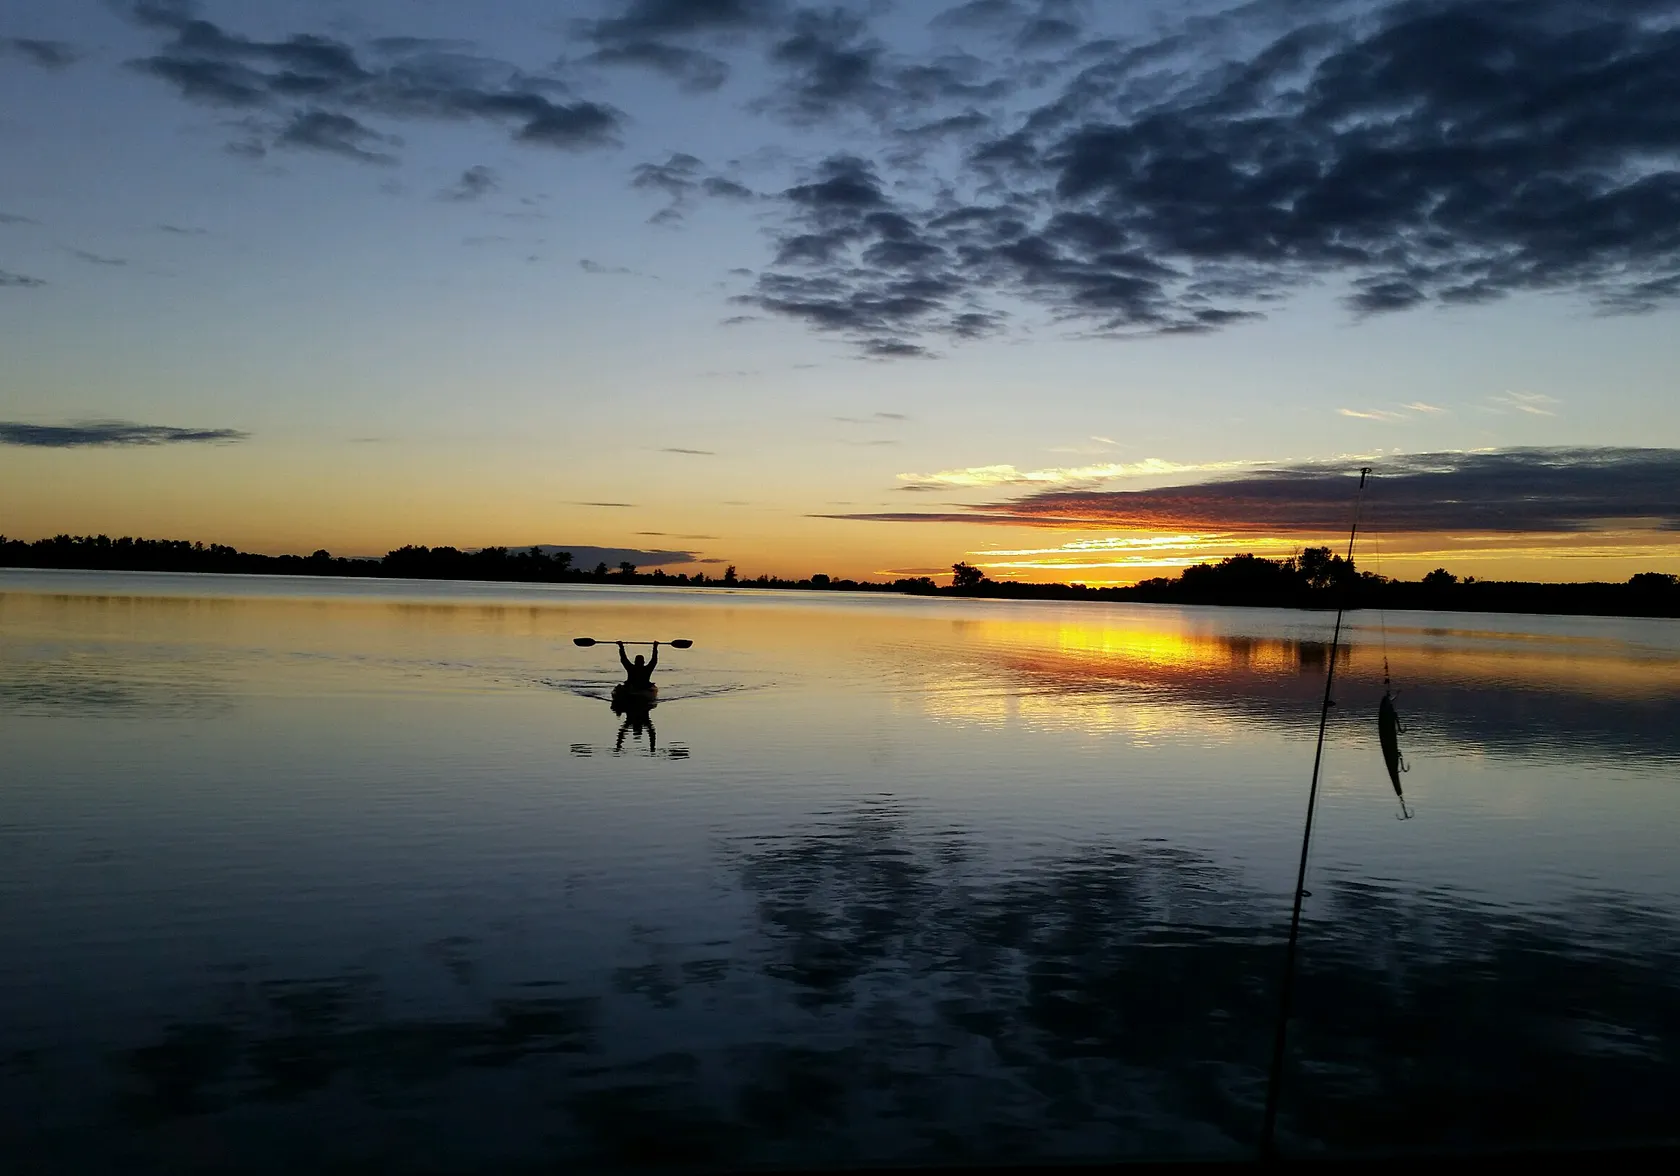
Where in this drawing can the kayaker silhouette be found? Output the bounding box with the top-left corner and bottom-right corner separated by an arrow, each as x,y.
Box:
618,640 -> 658,689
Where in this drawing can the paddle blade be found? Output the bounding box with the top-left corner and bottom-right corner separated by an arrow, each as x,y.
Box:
572,637 -> 598,647
670,639 -> 694,649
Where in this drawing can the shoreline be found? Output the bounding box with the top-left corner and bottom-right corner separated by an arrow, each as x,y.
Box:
4,563 -> 1676,623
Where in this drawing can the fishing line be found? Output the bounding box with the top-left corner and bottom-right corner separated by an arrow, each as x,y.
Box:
1364,484 -> 1414,822
1369,481 -> 1393,687
1259,464 -> 1372,1159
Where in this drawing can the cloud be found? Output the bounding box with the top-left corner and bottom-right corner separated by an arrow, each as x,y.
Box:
758,7 -> 889,122
660,447 -> 715,455
835,411 -> 910,424
584,0 -> 785,41
1489,391 -> 1561,417
2,37 -> 79,70
570,501 -> 638,508
745,0 -> 1680,356
68,248 -> 128,266
0,212 -> 40,225
702,176 -> 754,200
737,154 -> 1002,355
930,1 -> 1023,33
275,110 -> 397,164
586,41 -> 730,93
118,4 -> 622,159
441,165 -> 497,201
578,0 -> 787,91
578,258 -> 637,275
1403,402 -> 1447,414
157,223 -> 208,235
0,269 -> 47,287
0,420 -> 248,447
754,11 -> 1019,126
632,152 -> 702,198
897,455 -> 1261,490
630,153 -> 754,223
1337,408 -> 1405,421
823,448 -> 1680,535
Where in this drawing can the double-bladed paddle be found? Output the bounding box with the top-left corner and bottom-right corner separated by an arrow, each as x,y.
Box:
572,638 -> 693,648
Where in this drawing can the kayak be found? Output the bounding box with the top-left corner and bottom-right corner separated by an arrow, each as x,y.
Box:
612,682 -> 658,710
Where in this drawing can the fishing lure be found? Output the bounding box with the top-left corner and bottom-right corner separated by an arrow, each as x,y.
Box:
1378,675 -> 1414,819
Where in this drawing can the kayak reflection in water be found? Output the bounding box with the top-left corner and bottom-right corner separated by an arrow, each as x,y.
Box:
612,640 -> 659,755
612,700 -> 656,755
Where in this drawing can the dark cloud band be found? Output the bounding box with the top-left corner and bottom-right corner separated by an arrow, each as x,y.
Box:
0,421 -> 249,448
818,448 -> 1680,535
118,2 -> 622,162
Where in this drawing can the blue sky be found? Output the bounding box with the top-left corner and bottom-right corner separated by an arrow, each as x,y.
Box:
3,0 -> 1678,580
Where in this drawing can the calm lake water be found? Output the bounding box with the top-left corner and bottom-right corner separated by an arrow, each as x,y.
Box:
3,569 -> 1678,1171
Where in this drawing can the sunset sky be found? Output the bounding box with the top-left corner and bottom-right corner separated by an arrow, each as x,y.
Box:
3,0 -> 1678,583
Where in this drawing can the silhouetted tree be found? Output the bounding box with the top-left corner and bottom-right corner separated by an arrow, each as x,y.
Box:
811,573 -> 830,587
952,561 -> 986,590
894,576 -> 938,594
1422,567 -> 1459,588
723,565 -> 738,584
1296,546 -> 1355,591
617,560 -> 636,579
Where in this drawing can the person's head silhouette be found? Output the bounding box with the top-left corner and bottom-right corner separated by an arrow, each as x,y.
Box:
633,654 -> 645,667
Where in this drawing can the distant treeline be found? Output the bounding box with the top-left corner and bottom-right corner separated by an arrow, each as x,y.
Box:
3,535 -> 1677,618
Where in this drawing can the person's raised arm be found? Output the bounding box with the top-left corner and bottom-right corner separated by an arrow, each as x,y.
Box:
618,641 -> 632,673
648,641 -> 659,672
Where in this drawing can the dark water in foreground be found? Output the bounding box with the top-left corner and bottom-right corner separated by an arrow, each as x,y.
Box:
2,570 -> 1678,1170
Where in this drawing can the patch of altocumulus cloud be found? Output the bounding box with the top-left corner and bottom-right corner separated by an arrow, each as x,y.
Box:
819,448 -> 1680,535
631,153 -> 756,225
1,37 -> 79,69
274,110 -> 399,164
440,165 -> 497,201
1,270 -> 47,287
743,0 -> 1680,357
574,0 -> 787,93
116,0 -> 621,160
929,0 -> 1088,46
0,420 -> 248,447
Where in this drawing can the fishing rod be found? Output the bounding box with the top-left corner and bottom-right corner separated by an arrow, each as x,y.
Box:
1259,465 -> 1372,1159
572,638 -> 693,648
